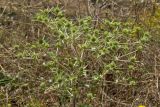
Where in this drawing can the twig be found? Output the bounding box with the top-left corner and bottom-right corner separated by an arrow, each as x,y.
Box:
0,64 -> 6,73
154,55 -> 160,99
0,6 -> 7,18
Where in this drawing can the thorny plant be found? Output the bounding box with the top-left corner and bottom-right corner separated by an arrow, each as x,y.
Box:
13,7 -> 150,106
0,1 -> 160,106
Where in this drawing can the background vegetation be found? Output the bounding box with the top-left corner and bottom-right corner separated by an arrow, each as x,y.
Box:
0,0 -> 160,107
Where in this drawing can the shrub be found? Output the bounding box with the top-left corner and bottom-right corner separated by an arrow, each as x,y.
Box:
12,7 -> 150,106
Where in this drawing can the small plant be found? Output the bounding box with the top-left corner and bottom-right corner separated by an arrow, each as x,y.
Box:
31,7 -> 151,106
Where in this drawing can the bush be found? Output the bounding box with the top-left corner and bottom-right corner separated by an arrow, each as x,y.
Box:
1,2 -> 160,106
14,7 -> 149,106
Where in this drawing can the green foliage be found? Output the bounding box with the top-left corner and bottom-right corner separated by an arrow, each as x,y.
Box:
1,5 -> 153,106
0,72 -> 12,86
25,7 -> 151,105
